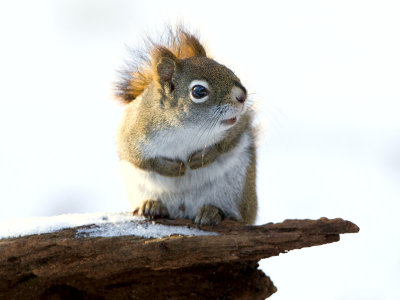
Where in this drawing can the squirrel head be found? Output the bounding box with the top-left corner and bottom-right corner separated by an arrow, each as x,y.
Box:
115,27 -> 248,136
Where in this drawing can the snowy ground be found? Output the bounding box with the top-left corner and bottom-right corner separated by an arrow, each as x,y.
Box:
0,1 -> 399,299
0,212 -> 216,239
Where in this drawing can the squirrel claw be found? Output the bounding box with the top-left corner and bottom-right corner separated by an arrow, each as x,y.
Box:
188,151 -> 204,169
188,147 -> 217,170
154,157 -> 186,177
138,199 -> 169,219
194,205 -> 224,225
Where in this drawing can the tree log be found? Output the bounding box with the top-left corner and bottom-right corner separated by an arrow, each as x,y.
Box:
0,217 -> 359,299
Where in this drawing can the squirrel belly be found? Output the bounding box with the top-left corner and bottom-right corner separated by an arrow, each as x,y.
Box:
119,129 -> 255,223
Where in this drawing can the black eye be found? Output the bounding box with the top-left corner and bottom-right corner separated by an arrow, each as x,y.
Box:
191,85 -> 209,99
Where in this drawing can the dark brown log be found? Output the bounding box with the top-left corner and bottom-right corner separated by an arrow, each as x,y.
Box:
0,217 -> 358,299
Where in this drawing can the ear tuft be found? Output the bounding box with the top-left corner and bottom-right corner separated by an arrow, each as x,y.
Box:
173,26 -> 207,58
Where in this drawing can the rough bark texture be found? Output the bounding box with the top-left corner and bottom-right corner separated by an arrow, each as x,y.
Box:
0,217 -> 359,299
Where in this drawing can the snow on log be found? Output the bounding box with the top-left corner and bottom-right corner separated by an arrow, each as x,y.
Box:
0,216 -> 359,299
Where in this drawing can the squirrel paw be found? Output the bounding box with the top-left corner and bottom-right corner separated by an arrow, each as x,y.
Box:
188,146 -> 218,170
137,199 -> 169,219
154,157 -> 186,177
194,205 -> 224,225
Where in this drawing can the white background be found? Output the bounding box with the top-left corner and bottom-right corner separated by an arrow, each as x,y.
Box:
1,1 -> 399,299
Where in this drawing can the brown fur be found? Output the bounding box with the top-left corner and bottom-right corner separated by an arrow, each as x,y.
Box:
239,128 -> 258,224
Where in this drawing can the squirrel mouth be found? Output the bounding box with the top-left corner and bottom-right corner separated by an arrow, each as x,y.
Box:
221,116 -> 237,125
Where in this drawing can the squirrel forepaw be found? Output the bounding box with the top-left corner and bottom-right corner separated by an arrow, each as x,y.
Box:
188,146 -> 219,170
194,205 -> 224,225
154,157 -> 186,177
136,199 -> 169,219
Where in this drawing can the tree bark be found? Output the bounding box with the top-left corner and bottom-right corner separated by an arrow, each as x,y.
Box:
0,217 -> 359,299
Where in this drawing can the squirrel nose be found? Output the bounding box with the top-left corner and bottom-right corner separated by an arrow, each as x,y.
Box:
236,93 -> 246,103
232,85 -> 247,104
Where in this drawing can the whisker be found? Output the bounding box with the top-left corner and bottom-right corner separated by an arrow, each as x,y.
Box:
193,107 -> 221,147
201,106 -> 224,166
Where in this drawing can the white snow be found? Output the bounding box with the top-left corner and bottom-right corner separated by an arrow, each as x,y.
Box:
0,212 -> 217,239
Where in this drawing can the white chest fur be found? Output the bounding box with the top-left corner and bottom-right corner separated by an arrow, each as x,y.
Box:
120,131 -> 252,220
140,124 -> 227,162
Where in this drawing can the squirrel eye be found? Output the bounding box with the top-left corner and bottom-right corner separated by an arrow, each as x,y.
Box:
189,80 -> 210,103
191,85 -> 209,99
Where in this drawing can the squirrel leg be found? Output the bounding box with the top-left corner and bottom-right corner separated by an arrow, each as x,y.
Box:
136,199 -> 169,219
194,205 -> 224,225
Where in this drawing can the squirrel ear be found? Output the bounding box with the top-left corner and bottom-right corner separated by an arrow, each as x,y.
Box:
153,47 -> 180,83
157,57 -> 176,82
